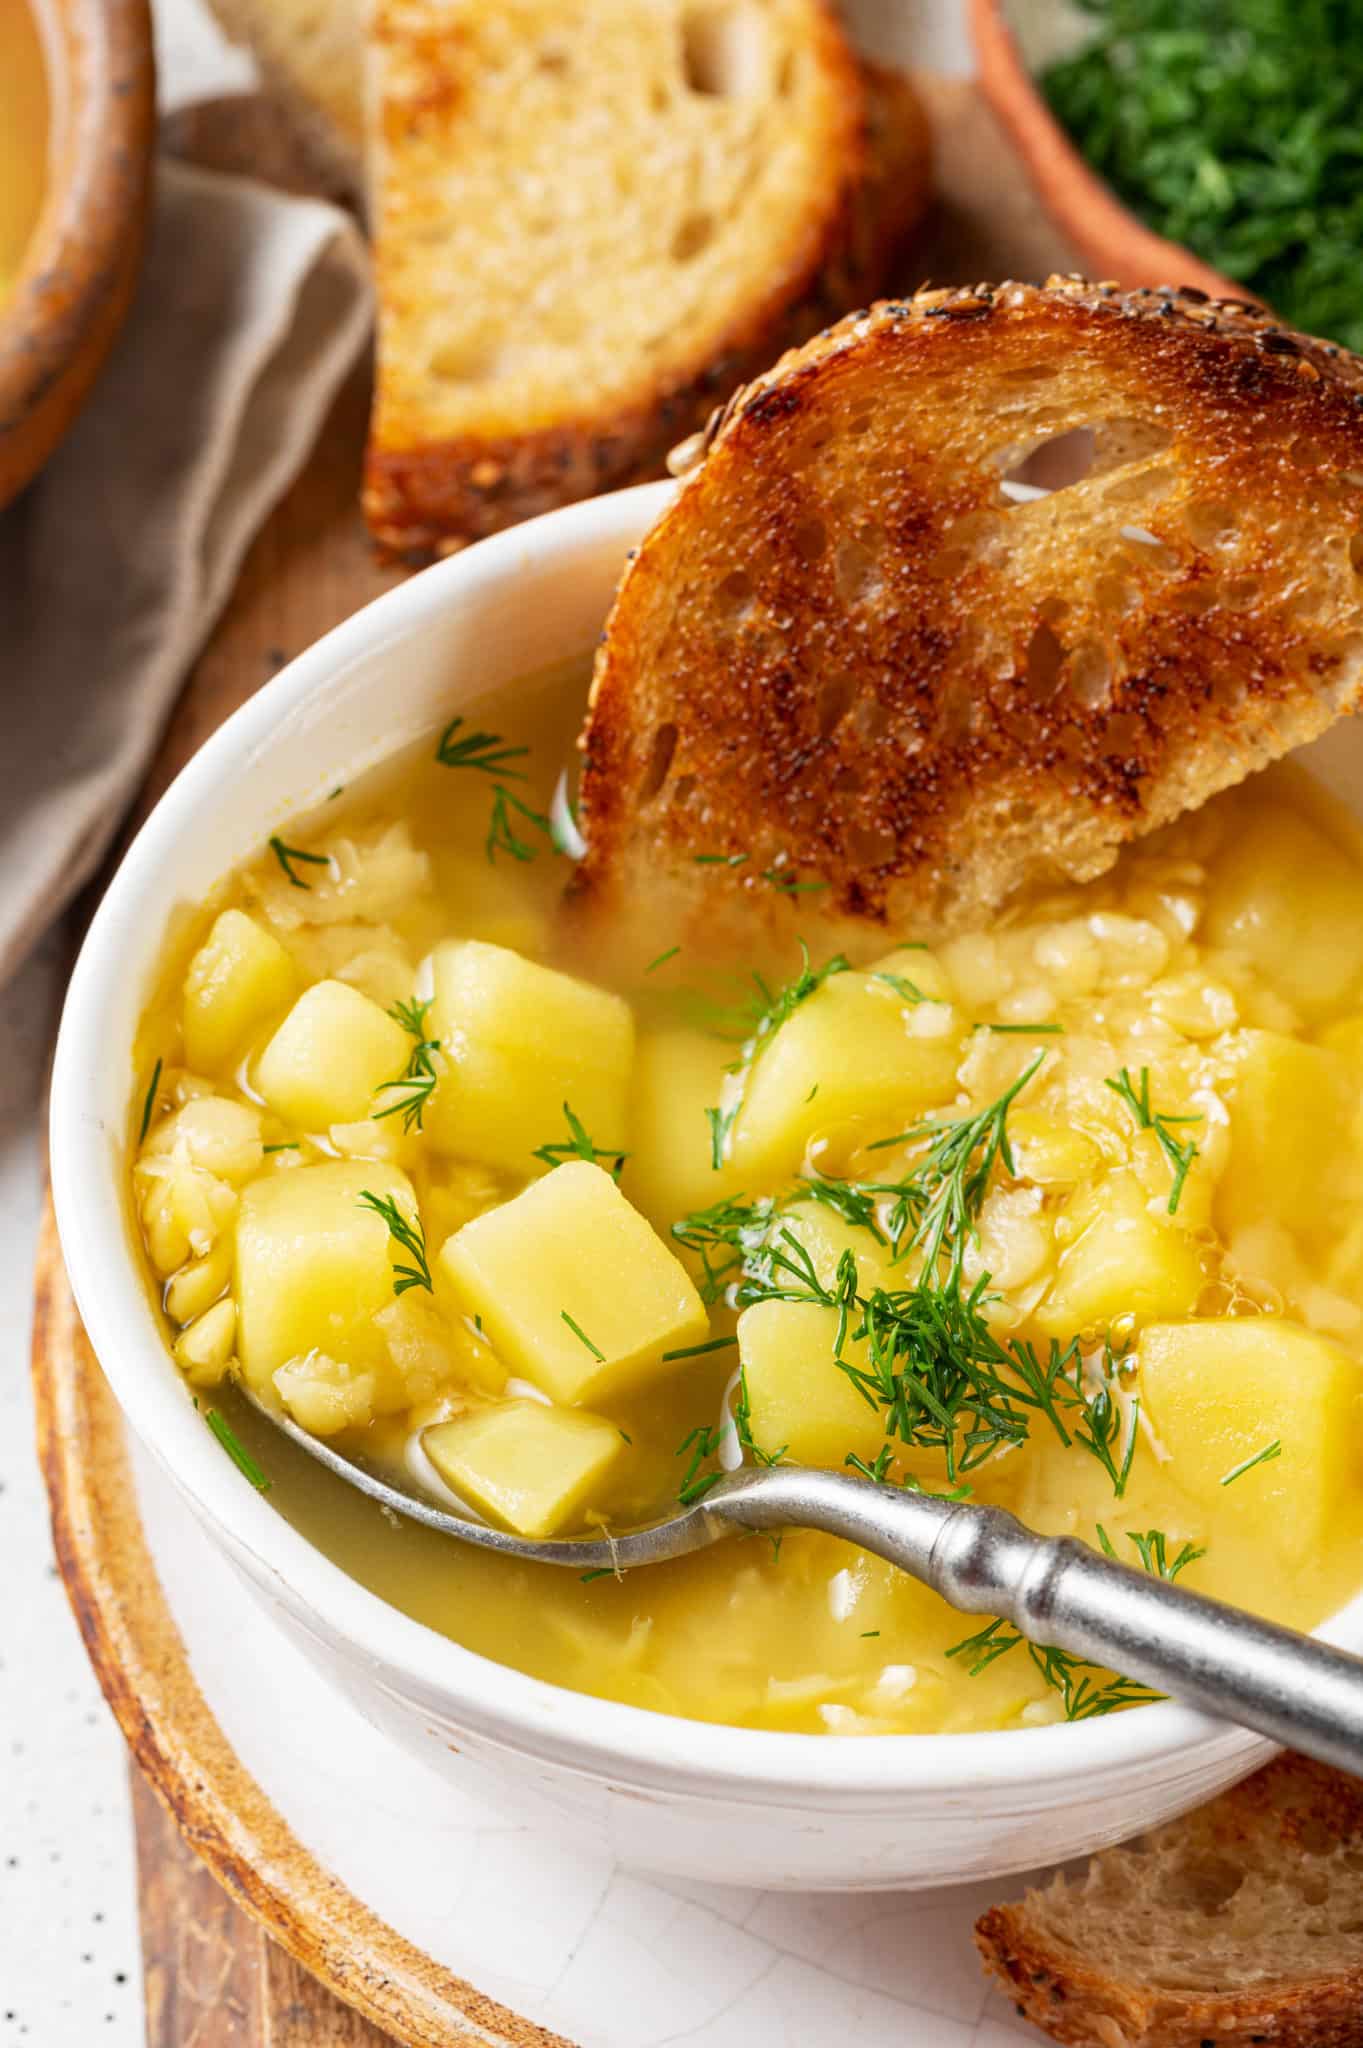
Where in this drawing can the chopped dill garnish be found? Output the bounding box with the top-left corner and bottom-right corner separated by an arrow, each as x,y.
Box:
560,1311 -> 605,1360
580,1566 -> 614,1584
1105,1065 -> 1201,1214
1127,1528 -> 1207,1581
205,1408 -> 269,1491
694,851 -> 750,867
846,1446 -> 895,1485
532,1102 -> 628,1178
1071,1347 -> 1140,1498
982,1021 -> 1064,1035
262,1142 -> 299,1154
328,784 -> 344,800
874,971 -> 927,1002
487,784 -> 552,864
946,1621 -> 1159,1719
704,943 -> 850,1168
661,1335 -> 739,1361
805,1082 -> 819,1103
357,1190 -> 432,1293
645,945 -> 680,973
372,996 -> 441,1134
435,716 -> 530,779
733,1363 -> 785,1467
618,1429 -> 633,1445
676,1422 -> 726,1505
1222,1440 -> 1283,1486
860,1630 -> 880,1638
761,862 -> 828,896
268,835 -> 330,890
138,1057 -> 163,1143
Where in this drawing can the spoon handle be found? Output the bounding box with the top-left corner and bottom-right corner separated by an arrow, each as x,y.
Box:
710,1467 -> 1363,1770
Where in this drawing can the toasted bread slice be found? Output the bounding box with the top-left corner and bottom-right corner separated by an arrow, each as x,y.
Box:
976,1753 -> 1363,2048
575,279 -> 1363,961
363,2 -> 931,561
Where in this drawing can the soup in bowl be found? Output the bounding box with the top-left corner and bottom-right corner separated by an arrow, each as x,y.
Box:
51,483 -> 1363,1887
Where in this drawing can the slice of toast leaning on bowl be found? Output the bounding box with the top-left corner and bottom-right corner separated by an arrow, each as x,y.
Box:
53,278 -> 1363,1901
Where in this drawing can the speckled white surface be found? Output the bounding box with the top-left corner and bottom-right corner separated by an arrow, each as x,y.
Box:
5,3 -> 979,2041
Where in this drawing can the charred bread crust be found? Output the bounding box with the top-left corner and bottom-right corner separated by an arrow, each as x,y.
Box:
575,276 -> 1363,946
975,1753 -> 1363,2048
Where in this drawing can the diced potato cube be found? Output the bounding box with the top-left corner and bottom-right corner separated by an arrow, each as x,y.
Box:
438,1160 -> 707,1404
274,1351 -> 379,1435
1204,806 -> 1363,1018
164,1242 -> 233,1324
423,1400 -> 623,1538
1007,1110 -> 1102,1187
1219,1032 -> 1356,1254
255,980 -> 410,1130
135,1155 -> 238,1276
622,1027 -> 745,1229
234,1160 -> 418,1393
141,1095 -> 264,1185
726,964 -> 963,1184
779,1198 -> 894,1294
172,1298 -> 237,1387
425,940 -> 633,1173
1037,1170 -> 1204,1340
1139,1318 -> 1363,1561
738,1301 -> 890,1469
182,910 -> 298,1071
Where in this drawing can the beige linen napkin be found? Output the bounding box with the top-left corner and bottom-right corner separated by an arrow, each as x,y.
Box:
0,158 -> 371,983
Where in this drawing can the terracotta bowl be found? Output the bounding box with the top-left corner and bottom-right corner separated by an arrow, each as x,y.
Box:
969,0 -> 1246,302
0,0 -> 156,514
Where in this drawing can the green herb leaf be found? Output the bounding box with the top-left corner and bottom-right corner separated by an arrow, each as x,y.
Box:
268,835 -> 331,890
561,1310 -> 605,1360
1221,1440 -> 1283,1486
205,1408 -> 269,1490
1105,1066 -> 1201,1213
372,997 -> 441,1134
138,1057 -> 163,1144
645,945 -> 680,974
357,1190 -> 433,1293
435,716 -> 530,779
532,1102 -> 628,1177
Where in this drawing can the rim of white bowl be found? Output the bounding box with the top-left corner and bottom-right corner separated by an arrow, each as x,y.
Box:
52,479 -> 1345,1810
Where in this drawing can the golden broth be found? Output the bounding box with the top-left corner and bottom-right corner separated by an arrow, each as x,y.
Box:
129,657 -> 1363,1736
0,0 -> 48,300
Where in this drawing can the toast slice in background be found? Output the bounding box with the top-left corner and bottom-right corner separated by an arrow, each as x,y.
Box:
575,278 -> 1363,965
976,1752 -> 1363,2048
363,1 -> 931,560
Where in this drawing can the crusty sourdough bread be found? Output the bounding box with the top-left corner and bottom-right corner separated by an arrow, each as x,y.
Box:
976,1752 -> 1363,2048
362,2 -> 931,560
574,278 -> 1363,963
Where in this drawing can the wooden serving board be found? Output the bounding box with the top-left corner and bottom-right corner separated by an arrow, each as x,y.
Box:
33,74 -> 1084,2047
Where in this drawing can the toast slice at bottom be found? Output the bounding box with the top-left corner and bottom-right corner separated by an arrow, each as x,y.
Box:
976,1753 -> 1363,2048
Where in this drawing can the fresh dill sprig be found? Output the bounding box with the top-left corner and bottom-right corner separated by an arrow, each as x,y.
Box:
138,1057 -> 163,1143
434,716 -> 530,779
733,1364 -> 785,1467
645,945 -> 680,973
704,943 -> 851,1168
873,971 -> 927,1002
372,996 -> 441,1134
487,784 -> 552,864
1105,1065 -> 1201,1214
676,1422 -> 726,1505
561,1310 -> 605,1360
761,862 -> 828,896
946,1620 -> 1159,1719
1071,1347 -> 1139,1498
1222,1440 -> 1283,1486
661,1335 -> 739,1361
672,1191 -> 779,1301
694,851 -> 750,867
531,1102 -> 628,1178
1126,1527 -> 1207,1581
982,1022 -> 1065,1036
205,1408 -> 269,1491
357,1190 -> 433,1293
269,835 -> 331,890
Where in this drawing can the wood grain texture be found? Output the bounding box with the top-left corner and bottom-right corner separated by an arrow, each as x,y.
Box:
37,74 -> 1084,2048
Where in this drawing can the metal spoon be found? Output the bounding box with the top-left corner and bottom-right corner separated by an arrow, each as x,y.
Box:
255,1394 -> 1363,1776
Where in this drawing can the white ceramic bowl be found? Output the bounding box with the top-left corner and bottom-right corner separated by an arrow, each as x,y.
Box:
53,480 -> 1356,1890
